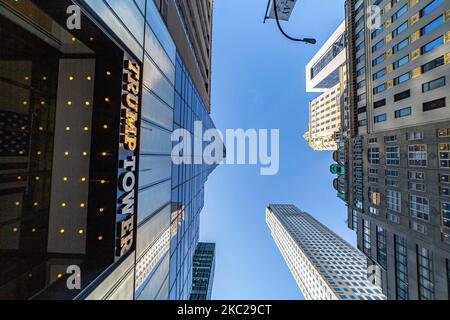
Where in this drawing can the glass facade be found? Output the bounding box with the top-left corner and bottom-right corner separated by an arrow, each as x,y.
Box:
168,54 -> 219,300
190,242 -> 216,300
0,0 -> 218,300
394,235 -> 409,300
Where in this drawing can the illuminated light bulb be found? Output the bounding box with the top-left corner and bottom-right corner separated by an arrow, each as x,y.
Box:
82,152 -> 88,156
81,177 -> 86,182
24,76 -> 29,80
99,208 -> 105,213
89,37 -> 94,41
67,101 -> 72,106
40,101 -> 45,105
32,228 -> 37,233
106,71 -> 111,76
63,177 -> 68,182
83,127 -> 89,132
57,273 -> 63,279
104,97 -> 110,102
71,37 -> 76,42
33,202 -> 38,207
13,227 -> 18,233
17,176 -> 22,181
38,127 -> 44,131
42,76 -> 47,81
98,235 -> 103,241
66,127 -> 71,131
61,203 -> 66,208
101,152 -> 107,157
78,229 -> 84,235
35,176 -> 40,181
37,151 -> 42,155
22,101 -> 28,106
59,229 -> 65,234
15,202 -> 20,206
103,124 -> 109,129
85,101 -> 90,106
28,273 -> 33,278
80,203 -> 85,208
64,151 -> 69,156
86,76 -> 92,81
69,76 -> 74,81
100,180 -> 106,184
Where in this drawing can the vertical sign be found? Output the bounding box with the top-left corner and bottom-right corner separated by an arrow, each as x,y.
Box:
116,56 -> 141,258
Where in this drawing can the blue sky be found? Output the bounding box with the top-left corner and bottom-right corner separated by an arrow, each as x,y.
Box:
200,0 -> 351,300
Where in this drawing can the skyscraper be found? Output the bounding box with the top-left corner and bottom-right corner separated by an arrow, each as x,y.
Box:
334,0 -> 450,299
266,204 -> 386,300
190,242 -> 216,300
0,0 -> 218,300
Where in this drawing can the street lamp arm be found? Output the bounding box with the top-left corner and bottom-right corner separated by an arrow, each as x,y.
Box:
272,0 -> 317,44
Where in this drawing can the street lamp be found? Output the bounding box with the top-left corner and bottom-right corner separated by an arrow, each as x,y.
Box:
264,0 -> 317,44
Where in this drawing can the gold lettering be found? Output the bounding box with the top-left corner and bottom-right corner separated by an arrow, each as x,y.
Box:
126,60 -> 140,81
123,93 -> 139,112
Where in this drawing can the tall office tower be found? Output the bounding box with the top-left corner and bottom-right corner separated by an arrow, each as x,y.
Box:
190,242 -> 216,300
266,204 -> 386,300
304,84 -> 342,151
0,0 -> 219,300
333,0 -> 450,299
304,22 -> 347,151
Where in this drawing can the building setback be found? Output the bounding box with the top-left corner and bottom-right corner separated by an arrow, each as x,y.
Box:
266,204 -> 386,300
0,0 -> 218,300
190,242 -> 216,300
332,0 -> 450,300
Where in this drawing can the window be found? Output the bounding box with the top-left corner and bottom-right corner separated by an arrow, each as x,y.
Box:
357,66 -> 366,76
387,190 -> 401,212
441,173 -> 450,183
369,168 -> 379,175
373,99 -> 386,109
440,186 -> 450,197
369,176 -> 379,184
395,235 -> 409,300
394,72 -> 410,85
421,0 -> 443,16
411,221 -> 427,234
357,80 -> 366,89
408,145 -> 427,167
392,21 -> 408,38
439,144 -> 450,168
374,84 -> 386,94
395,107 -> 412,118
357,93 -> 366,102
386,169 -> 399,177
356,54 -> 365,64
368,137 -> 378,144
409,171 -> 425,180
422,15 -> 443,35
376,226 -> 387,269
363,220 -> 372,256
393,38 -> 409,53
423,97 -> 446,112
410,195 -> 430,221
368,148 -> 380,164
441,202 -> 450,228
374,114 -> 387,123
393,55 -> 409,69
394,89 -> 410,102
422,55 -> 444,73
356,41 -> 365,52
386,146 -> 400,165
372,39 -> 384,52
386,179 -> 400,187
373,69 -> 385,80
392,4 -> 408,22
352,210 -> 358,232
437,128 -> 450,138
370,207 -> 380,215
359,119 -> 368,127
373,54 -> 384,66
358,106 -> 367,114
407,131 -> 424,141
423,77 -> 446,92
409,182 -> 426,192
417,246 -> 435,300
385,135 -> 397,143
388,213 -> 401,224
422,36 -> 444,54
